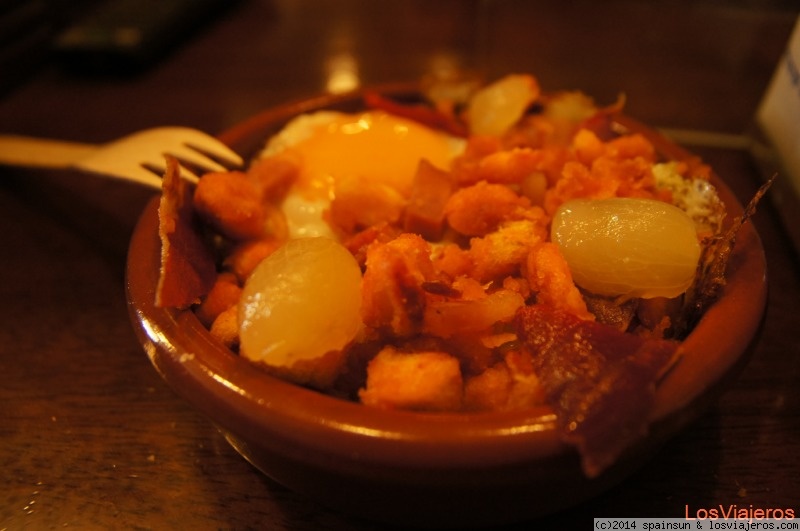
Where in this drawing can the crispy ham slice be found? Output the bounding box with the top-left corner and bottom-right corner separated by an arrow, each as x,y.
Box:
673,174 -> 775,338
516,304 -> 680,477
155,156 -> 216,308
364,91 -> 469,138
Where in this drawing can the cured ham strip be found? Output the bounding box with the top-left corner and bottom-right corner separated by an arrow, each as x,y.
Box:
156,156 -> 216,308
364,91 -> 469,137
516,304 -> 680,477
673,174 -> 775,338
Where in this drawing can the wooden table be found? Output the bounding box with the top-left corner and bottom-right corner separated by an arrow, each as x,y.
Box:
1,1 -> 798,528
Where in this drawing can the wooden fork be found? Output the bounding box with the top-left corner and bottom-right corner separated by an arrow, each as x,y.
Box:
0,127 -> 243,189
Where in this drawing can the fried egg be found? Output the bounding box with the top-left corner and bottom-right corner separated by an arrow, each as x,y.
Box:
259,110 -> 465,238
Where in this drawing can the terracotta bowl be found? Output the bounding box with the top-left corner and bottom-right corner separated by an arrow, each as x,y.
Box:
125,86 -> 767,528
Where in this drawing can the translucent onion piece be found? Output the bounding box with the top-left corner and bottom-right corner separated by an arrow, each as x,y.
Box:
465,74 -> 540,137
238,237 -> 362,367
551,198 -> 701,299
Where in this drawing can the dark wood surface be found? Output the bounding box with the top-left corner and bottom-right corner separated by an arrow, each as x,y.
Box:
1,1 -> 798,529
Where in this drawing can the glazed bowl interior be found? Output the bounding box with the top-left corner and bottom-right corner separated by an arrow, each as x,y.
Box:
125,86 -> 767,527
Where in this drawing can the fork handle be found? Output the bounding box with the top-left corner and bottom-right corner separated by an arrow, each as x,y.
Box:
0,135 -> 100,169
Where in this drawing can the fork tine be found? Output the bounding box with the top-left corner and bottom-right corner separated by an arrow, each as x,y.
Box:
73,126 -> 242,190
163,145 -> 230,173
124,164 -> 169,189
141,157 -> 200,184
159,127 -> 244,168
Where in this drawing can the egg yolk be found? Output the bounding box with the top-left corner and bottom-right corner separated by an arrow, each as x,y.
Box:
284,110 -> 459,201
